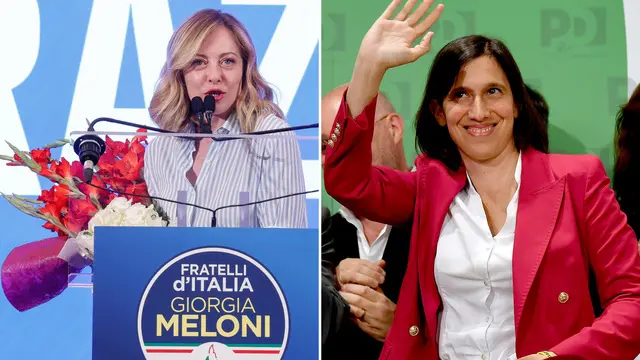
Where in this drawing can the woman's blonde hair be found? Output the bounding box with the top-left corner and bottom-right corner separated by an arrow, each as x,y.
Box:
149,9 -> 283,133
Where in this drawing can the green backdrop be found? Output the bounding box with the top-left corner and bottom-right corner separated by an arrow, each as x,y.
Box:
321,0 -> 633,212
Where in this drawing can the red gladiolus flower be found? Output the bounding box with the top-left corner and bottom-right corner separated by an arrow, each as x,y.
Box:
108,176 -> 132,193
97,150 -> 116,178
37,188 -> 55,203
5,130 -> 153,240
6,154 -> 23,166
114,151 -> 144,182
39,185 -> 72,211
131,128 -> 148,145
70,161 -> 84,181
66,198 -> 98,233
105,192 -> 117,204
78,176 -> 110,204
43,221 -> 66,236
40,192 -> 67,236
105,136 -> 129,159
51,158 -> 75,182
40,202 -> 62,219
39,167 -> 56,179
125,182 -> 150,205
30,148 -> 51,168
130,141 -> 145,158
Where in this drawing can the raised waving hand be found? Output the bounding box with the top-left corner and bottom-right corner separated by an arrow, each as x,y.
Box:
346,0 -> 444,117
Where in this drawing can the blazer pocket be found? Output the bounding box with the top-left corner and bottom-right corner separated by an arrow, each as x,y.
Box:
379,342 -> 393,360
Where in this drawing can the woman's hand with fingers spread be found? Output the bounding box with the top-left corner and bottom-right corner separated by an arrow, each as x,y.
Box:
358,0 -> 444,72
346,0 -> 444,118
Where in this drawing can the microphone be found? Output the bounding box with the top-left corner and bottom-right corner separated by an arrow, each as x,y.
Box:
73,115 -> 319,182
74,118 -> 172,184
191,96 -> 210,134
73,133 -> 106,184
86,180 -> 317,227
203,94 -> 215,134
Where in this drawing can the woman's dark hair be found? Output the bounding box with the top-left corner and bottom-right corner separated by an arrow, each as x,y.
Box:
415,35 -> 549,170
613,84 -> 640,236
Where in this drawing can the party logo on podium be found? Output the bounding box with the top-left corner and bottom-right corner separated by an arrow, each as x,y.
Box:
137,247 -> 289,359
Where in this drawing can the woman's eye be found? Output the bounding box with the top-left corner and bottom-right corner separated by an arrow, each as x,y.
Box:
192,58 -> 205,66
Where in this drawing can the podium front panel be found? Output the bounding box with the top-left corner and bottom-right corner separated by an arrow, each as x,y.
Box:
92,227 -> 318,360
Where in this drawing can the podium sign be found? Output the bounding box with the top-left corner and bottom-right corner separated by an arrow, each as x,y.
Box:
92,227 -> 318,359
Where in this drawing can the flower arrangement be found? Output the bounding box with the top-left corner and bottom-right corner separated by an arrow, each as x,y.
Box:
0,129 -> 167,311
0,129 -> 153,240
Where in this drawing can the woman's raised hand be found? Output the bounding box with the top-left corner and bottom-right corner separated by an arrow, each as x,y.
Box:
345,0 -> 443,117
358,0 -> 444,73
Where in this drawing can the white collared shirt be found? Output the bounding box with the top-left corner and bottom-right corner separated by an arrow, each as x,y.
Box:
435,153 -> 522,360
144,112 -> 307,228
339,207 -> 392,262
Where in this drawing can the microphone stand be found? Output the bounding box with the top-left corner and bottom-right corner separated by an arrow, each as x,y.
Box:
87,118 -> 172,133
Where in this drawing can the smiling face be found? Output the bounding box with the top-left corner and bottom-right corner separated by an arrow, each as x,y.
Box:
183,26 -> 243,120
435,56 -> 519,163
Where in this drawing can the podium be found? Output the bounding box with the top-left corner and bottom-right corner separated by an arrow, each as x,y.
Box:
68,128 -> 321,359
0,122 -> 319,359
92,226 -> 318,359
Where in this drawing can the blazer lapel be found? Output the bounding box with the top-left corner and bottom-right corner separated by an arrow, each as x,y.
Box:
418,159 -> 466,342
512,149 -> 565,340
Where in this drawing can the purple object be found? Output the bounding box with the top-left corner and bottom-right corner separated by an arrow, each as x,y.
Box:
1,237 -> 81,312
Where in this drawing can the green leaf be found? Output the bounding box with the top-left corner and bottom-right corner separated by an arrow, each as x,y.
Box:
68,193 -> 86,200
0,155 -> 15,162
1,194 -> 44,220
5,141 -> 41,172
89,196 -> 103,211
60,178 -> 84,197
43,140 -> 69,149
0,193 -> 76,236
11,194 -> 44,205
46,173 -> 64,183
58,138 -> 74,145
42,214 -> 75,237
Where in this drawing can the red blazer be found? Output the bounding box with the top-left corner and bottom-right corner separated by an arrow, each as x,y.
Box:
324,93 -> 640,360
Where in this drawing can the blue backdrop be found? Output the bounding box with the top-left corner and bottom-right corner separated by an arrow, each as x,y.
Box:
0,1 -> 319,358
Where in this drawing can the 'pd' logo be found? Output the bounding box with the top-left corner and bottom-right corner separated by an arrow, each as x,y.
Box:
137,247 -> 289,359
540,7 -> 606,55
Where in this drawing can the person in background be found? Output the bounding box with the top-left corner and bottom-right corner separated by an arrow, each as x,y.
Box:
323,1 -> 640,359
145,9 -> 306,228
525,84 -> 549,128
321,206 -> 352,348
614,84 -> 640,239
321,84 -> 411,360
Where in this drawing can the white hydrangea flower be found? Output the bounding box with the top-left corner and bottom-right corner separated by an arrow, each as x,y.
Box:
74,230 -> 95,260
79,197 -> 168,260
107,197 -> 132,213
